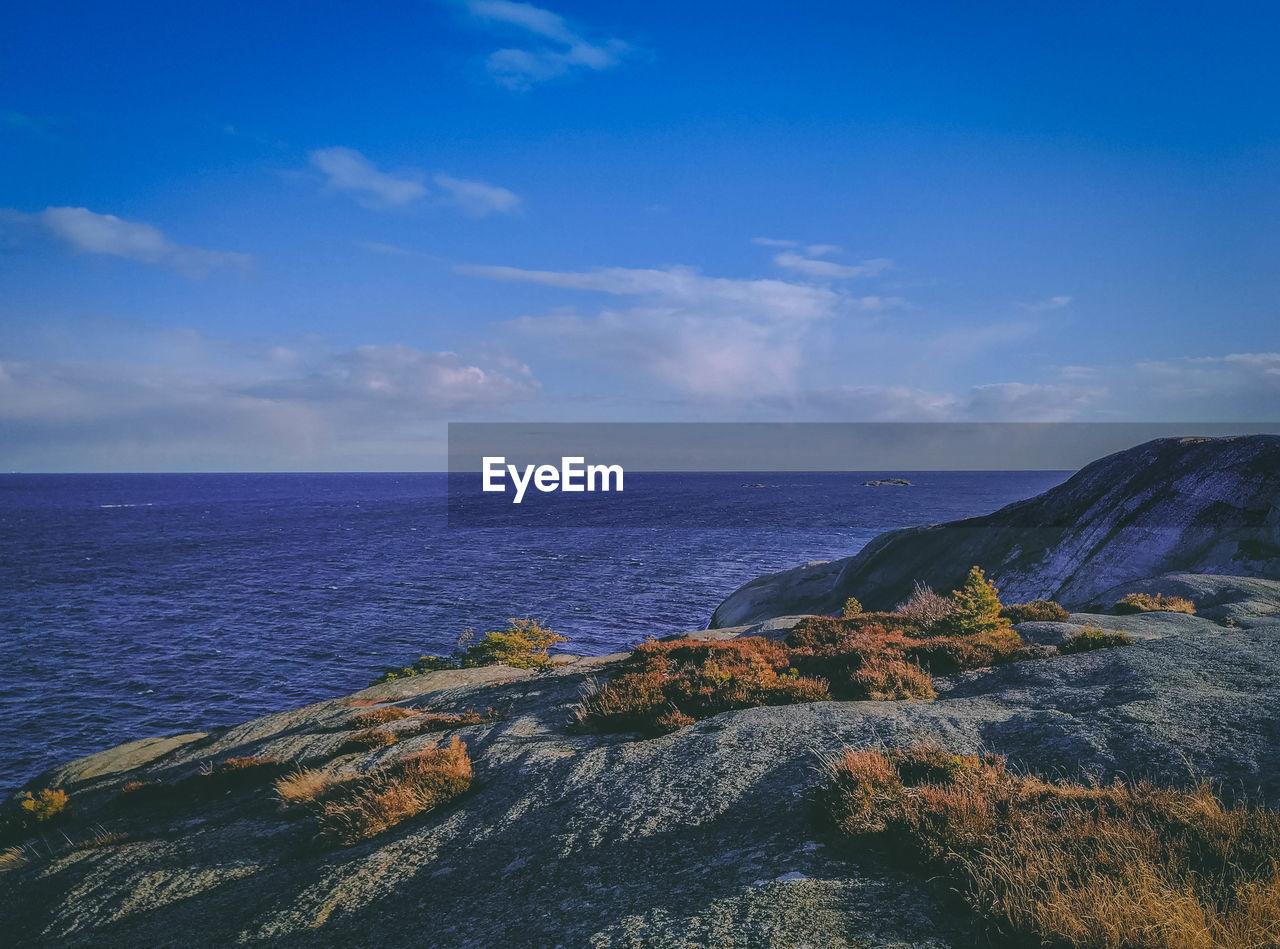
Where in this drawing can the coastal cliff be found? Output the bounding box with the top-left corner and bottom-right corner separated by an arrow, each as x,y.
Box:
711,434 -> 1280,628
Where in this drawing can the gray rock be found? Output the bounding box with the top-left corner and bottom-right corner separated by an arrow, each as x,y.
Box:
711,435 -> 1280,627
4,585 -> 1280,948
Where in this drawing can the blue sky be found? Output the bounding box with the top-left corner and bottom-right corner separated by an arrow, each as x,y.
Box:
2,0 -> 1278,470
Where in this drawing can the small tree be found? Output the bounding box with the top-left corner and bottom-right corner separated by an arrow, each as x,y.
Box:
842,596 -> 863,619
943,566 -> 1008,636
464,618 -> 568,670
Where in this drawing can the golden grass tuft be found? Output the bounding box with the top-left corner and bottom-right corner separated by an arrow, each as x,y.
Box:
0,846 -> 28,873
274,768 -> 346,807
339,709 -> 495,754
821,744 -> 1280,948
316,737 -> 473,844
1115,592 -> 1196,615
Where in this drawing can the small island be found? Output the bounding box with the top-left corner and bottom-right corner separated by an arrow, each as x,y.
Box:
864,477 -> 912,486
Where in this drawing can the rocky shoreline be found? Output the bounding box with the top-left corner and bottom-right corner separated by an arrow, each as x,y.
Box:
3,435 -> 1279,947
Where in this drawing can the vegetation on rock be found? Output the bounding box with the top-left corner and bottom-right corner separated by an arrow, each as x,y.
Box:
1000,598 -> 1070,623
821,744 -> 1280,949
841,596 -> 863,618
374,618 -> 568,683
577,571 -> 1035,736
1058,624 -> 1134,654
315,737 -> 473,844
1115,592 -> 1196,615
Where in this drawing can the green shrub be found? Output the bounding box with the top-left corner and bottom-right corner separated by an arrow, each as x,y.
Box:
939,566 -> 1010,637
1000,599 -> 1069,623
842,596 -> 863,618
372,618 -> 569,684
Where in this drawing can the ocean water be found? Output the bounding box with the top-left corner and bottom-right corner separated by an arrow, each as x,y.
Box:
0,471 -> 1069,790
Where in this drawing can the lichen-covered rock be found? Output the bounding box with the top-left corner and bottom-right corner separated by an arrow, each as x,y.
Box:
4,584 -> 1280,948
711,435 -> 1280,626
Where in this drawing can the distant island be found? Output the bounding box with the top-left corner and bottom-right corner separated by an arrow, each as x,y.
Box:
864,477 -> 912,486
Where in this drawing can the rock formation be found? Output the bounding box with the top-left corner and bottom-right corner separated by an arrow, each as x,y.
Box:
711,435 -> 1280,627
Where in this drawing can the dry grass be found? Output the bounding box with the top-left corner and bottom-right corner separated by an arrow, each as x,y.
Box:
849,658 -> 936,700
1116,592 -> 1196,615
1059,623 -> 1134,654
574,638 -> 832,736
576,599 -> 1032,736
0,845 -> 28,873
822,745 -> 1280,948
117,756 -> 290,806
349,706 -> 417,728
275,768 -> 346,807
1001,599 -> 1070,623
316,737 -> 473,844
339,709 -> 494,755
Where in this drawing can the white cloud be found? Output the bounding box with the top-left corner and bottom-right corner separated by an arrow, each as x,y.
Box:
309,148 -> 520,215
773,251 -> 893,280
0,206 -> 252,278
433,173 -> 521,216
466,260 -> 901,400
751,236 -> 799,248
309,147 -> 429,208
461,263 -> 868,321
0,329 -> 539,470
464,0 -> 633,89
1019,295 -> 1073,313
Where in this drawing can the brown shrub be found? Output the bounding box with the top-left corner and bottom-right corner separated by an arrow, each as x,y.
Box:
894,581 -> 957,630
575,638 -> 831,736
1115,592 -> 1196,615
849,659 -> 936,701
317,737 -> 472,844
350,706 -> 417,728
821,744 -> 1280,948
339,728 -> 399,754
1000,599 -> 1070,623
1058,623 -> 1134,654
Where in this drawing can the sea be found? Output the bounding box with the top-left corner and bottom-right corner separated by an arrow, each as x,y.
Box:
0,470 -> 1070,791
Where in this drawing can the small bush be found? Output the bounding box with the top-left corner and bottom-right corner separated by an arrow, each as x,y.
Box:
1058,623 -> 1134,654
463,618 -> 568,669
372,618 -> 570,684
1115,592 -> 1196,615
893,582 -> 956,631
317,737 -> 473,844
820,744 -> 1280,949
842,596 -> 863,618
1000,599 -> 1069,623
20,788 -> 68,824
939,566 -> 1010,637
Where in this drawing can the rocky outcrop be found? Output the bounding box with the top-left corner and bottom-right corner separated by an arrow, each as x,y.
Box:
711,435 -> 1280,627
3,585 -> 1280,948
